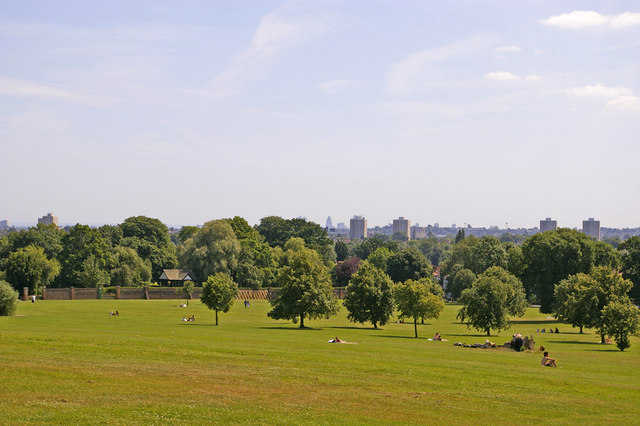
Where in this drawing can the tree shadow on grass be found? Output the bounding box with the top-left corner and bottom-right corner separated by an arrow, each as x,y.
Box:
586,348 -> 620,352
326,326 -> 378,331
255,326 -> 323,331
373,335 -> 428,340
509,319 -> 561,325
447,333 -> 496,338
552,340 -> 603,345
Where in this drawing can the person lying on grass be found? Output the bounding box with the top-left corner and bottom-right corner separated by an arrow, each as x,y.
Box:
328,337 -> 356,344
541,351 -> 557,367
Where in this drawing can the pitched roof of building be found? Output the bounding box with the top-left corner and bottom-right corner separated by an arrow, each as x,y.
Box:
158,269 -> 194,281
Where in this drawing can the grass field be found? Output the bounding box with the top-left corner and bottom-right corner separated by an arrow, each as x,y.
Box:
1,299 -> 639,425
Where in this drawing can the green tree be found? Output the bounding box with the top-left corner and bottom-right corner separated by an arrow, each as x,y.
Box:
520,228 -> 596,313
1,223 -> 64,261
177,226 -> 199,244
601,301 -> 640,351
553,273 -> 597,333
98,224 -> 123,248
181,280 -> 195,305
366,246 -> 393,272
457,266 -> 526,336
110,246 -> 152,287
332,257 -> 361,287
619,236 -> 640,302
59,224 -> 111,288
179,220 -> 240,281
120,216 -> 177,279
225,216 -> 276,288
352,237 -> 399,260
455,228 -> 465,243
0,280 -> 19,316
386,248 -> 432,283
334,240 -> 349,262
393,279 -> 444,338
5,246 -> 60,294
449,268 -> 476,300
343,262 -> 394,328
75,255 -> 110,288
200,272 -> 238,325
469,236 -> 508,275
267,239 -> 339,328
588,266 -> 634,343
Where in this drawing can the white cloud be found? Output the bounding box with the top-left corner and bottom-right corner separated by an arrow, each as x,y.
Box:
0,76 -> 116,106
484,71 -> 518,81
318,79 -> 355,94
541,10 -> 640,29
606,95 -> 640,112
564,84 -> 632,98
525,74 -> 542,81
495,45 -> 521,53
204,6 -> 330,99
386,35 -> 493,95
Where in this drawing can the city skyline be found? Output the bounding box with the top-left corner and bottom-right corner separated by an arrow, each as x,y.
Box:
1,1 -> 639,228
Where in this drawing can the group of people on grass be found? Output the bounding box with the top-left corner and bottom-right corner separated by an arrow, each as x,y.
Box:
182,315 -> 195,322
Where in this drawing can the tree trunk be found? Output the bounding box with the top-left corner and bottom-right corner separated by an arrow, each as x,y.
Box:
373,322 -> 378,329
299,313 -> 305,328
600,332 -> 605,344
579,325 -> 583,334
414,318 -> 418,338
215,310 -> 219,326
486,328 -> 491,336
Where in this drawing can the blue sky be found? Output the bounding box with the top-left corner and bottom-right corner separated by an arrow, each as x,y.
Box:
1,1 -> 639,228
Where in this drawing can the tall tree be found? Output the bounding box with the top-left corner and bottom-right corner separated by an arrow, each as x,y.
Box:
469,236 -> 508,275
59,225 -> 111,288
267,239 -> 339,328
393,279 -> 444,338
386,248 -> 432,283
332,257 -> 362,287
110,246 -> 152,287
0,280 -> 18,316
201,272 -> 238,326
553,273 -> 597,333
75,255 -> 111,288
457,266 -> 526,336
334,240 -> 349,262
179,220 -> 240,282
225,216 -> 276,288
5,246 -> 60,293
120,216 -> 177,279
601,301 -> 640,351
343,262 -> 394,329
449,268 -> 476,300
619,236 -> 640,303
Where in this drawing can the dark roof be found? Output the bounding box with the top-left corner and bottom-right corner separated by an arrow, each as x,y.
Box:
159,269 -> 194,281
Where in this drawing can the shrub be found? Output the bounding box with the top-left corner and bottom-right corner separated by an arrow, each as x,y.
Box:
0,280 -> 19,316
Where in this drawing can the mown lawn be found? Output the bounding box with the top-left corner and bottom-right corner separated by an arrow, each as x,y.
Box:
1,299 -> 638,424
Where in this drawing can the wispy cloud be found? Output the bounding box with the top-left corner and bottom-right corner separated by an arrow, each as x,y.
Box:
204,4 -> 330,99
495,45 -> 521,53
0,76 -> 117,106
484,72 -> 542,82
606,95 -> 640,112
386,35 -> 493,96
564,84 -> 640,112
318,79 -> 357,94
541,10 -> 640,29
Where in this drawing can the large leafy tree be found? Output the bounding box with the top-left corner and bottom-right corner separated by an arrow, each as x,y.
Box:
332,257 -> 361,287
410,237 -> 450,267
225,216 -> 276,288
449,268 -> 476,300
469,236 -> 508,275
179,220 -> 240,282
587,266 -> 634,343
553,273 -> 597,333
0,223 -> 63,264
59,225 -> 111,288
110,246 -> 152,287
75,255 -> 110,288
393,278 -> 444,338
120,216 -> 177,279
619,236 -> 640,302
343,262 -> 394,328
386,248 -> 432,283
352,237 -> 398,261
521,228 -> 597,313
457,266 -> 527,336
334,240 -> 349,262
267,239 -> 339,328
601,301 -> 640,351
201,272 -> 238,326
5,246 -> 60,294
0,280 -> 18,316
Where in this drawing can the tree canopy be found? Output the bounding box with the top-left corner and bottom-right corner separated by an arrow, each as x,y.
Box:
343,261 -> 394,328
619,236 -> 640,302
386,248 -> 432,283
393,278 -> 444,338
5,246 -> 60,293
200,272 -> 238,325
267,239 -> 339,328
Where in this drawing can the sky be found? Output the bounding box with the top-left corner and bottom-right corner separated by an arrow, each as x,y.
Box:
1,0 -> 639,229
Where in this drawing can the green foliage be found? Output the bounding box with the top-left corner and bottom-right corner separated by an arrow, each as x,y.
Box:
601,301 -> 640,351
332,257 -> 361,287
0,280 -> 18,316
520,228 -> 597,313
120,216 -> 177,279
201,273 -> 238,325
455,229 -> 465,243
225,216 -> 276,289
179,220 -> 240,281
457,266 -> 526,336
268,239 -> 339,328
619,236 -> 640,302
75,256 -> 111,288
386,248 -> 432,283
98,224 -> 123,248
352,237 -> 398,260
553,273 -> 597,333
409,237 -> 450,266
5,246 -> 60,294
366,246 -> 392,272
469,236 -> 507,275
334,240 -> 349,262
0,223 -> 64,263
177,226 -> 199,244
59,224 -> 111,288
393,278 -> 444,337
181,280 -> 195,304
449,268 -> 475,300
110,246 -> 152,287
343,262 -> 394,328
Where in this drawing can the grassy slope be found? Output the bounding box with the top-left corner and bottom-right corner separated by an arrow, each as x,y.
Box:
1,300 -> 638,425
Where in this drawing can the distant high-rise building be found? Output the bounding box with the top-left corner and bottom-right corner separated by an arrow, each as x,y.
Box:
326,216 -> 333,229
0,220 -> 8,230
582,218 -> 601,241
38,213 -> 58,227
393,217 -> 411,240
349,216 -> 367,240
540,218 -> 557,232
411,225 -> 427,240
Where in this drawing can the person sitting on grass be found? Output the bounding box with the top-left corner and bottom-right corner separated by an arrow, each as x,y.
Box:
541,351 -> 557,367
433,332 -> 442,341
